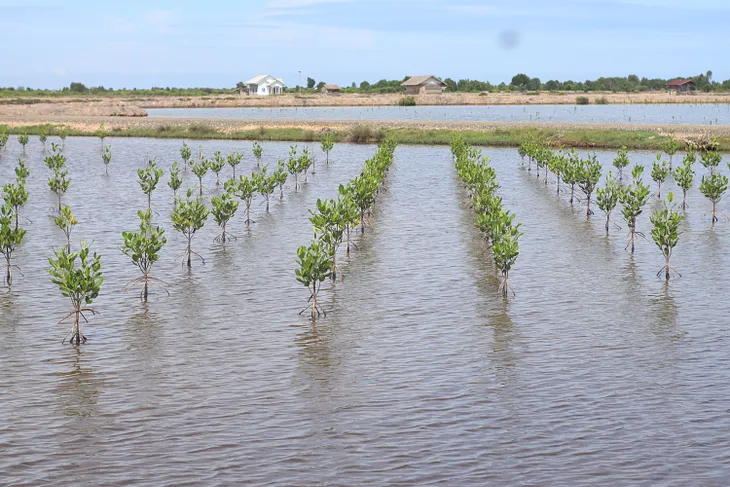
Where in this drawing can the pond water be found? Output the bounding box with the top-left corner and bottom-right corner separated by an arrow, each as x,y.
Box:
147,104 -> 730,125
2,136 -> 730,486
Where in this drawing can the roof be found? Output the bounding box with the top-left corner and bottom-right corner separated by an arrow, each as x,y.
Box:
666,79 -> 694,87
401,75 -> 446,87
244,74 -> 285,86
324,84 -> 341,90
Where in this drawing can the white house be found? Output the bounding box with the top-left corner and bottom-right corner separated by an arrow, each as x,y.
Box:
244,75 -> 285,96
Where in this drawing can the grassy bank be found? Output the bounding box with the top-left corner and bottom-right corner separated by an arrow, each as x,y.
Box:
3,122 -> 729,152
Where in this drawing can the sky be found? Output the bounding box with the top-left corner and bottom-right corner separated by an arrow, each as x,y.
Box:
0,0 -> 727,89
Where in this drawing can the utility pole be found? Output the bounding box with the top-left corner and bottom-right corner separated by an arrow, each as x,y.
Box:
298,70 -> 301,92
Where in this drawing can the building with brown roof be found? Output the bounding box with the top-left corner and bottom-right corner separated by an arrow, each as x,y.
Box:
321,84 -> 341,94
401,75 -> 447,95
665,79 -> 695,94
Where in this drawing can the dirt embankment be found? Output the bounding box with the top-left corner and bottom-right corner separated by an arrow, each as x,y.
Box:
2,91 -> 730,114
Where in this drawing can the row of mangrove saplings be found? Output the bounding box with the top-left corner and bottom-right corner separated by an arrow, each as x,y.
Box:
0,137 -> 338,345
450,135 -> 521,298
518,139 -> 729,280
296,139 -> 397,320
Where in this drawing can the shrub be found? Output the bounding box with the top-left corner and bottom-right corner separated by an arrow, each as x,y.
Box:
576,96 -> 590,105
349,124 -> 375,144
595,97 -> 609,105
397,96 -> 416,107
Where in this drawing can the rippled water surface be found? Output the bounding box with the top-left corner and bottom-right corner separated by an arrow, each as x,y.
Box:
147,104 -> 730,125
2,136 -> 730,486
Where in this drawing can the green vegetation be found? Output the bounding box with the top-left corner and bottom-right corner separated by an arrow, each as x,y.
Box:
137,158 -> 164,210
171,189 -> 209,267
620,165 -> 651,253
699,171 -> 729,225
295,241 -> 333,320
252,141 -> 263,167
700,150 -> 722,174
397,96 -> 416,106
102,144 -> 112,175
651,154 -> 670,198
168,162 -> 183,199
180,142 -> 192,172
0,202 -> 26,286
577,154 -> 602,217
209,151 -> 226,186
122,209 -> 167,300
453,134 -> 521,297
47,242 -> 103,345
673,152 -> 695,210
3,162 -> 29,230
596,172 -> 621,234
650,193 -> 682,281
53,205 -> 78,254
225,175 -> 256,226
613,146 -> 630,181
18,133 -> 29,150
48,165 -> 70,213
321,132 -> 335,164
211,192 -> 240,243
663,137 -> 680,168
190,157 -> 209,196
576,96 -> 589,105
227,151 -> 243,179
253,166 -> 277,212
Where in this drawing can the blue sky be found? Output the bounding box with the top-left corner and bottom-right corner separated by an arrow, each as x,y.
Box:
1,0 -> 727,89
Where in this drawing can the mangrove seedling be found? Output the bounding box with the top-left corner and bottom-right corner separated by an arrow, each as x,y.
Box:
211,192 -> 240,243
287,145 -> 301,190
620,165 -> 650,253
137,158 -> 164,211
0,203 -> 26,286
44,143 -> 66,172
227,151 -> 243,180
168,162 -> 183,199
699,171 -> 729,225
54,205 -> 78,253
18,133 -> 29,151
48,167 -> 70,212
321,132 -> 335,164
39,126 -> 49,149
2,180 -> 29,230
226,175 -> 256,226
492,214 -> 522,298
171,189 -> 209,267
299,147 -> 313,181
651,154 -> 670,198
596,172 -> 621,234
252,141 -> 263,167
15,158 -> 30,182
613,146 -> 630,181
650,193 -> 682,281
191,158 -> 209,196
0,127 -> 8,151
209,151 -> 226,187
673,156 -> 695,210
59,129 -> 67,146
252,166 -> 277,212
295,240 -> 333,321
577,154 -> 602,217
121,209 -> 168,301
180,142 -> 192,172
563,151 -> 580,205
96,124 -> 107,150
700,150 -> 722,175
275,161 -> 288,200
338,184 -> 361,255
663,137 -> 680,169
309,198 -> 347,281
549,152 -> 567,194
102,144 -> 112,175
47,242 -> 103,345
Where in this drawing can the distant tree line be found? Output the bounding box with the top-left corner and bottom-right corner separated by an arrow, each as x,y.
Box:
2,71 -> 729,97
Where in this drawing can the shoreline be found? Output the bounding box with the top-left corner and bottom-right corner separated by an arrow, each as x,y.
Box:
2,116 -> 729,152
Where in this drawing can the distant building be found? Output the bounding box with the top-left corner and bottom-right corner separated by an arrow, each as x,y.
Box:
401,75 -> 447,95
666,79 -> 696,94
243,75 -> 285,96
321,84 -> 341,94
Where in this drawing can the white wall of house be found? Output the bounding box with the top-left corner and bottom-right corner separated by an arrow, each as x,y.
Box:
245,76 -> 285,96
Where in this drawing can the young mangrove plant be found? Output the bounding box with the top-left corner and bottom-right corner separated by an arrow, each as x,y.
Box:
253,166 -> 277,212
48,242 -> 103,345
620,165 -> 650,253
0,203 -> 26,286
287,145 -> 301,190
673,153 -> 695,210
275,161 -> 288,200
102,145 -> 112,175
180,142 -> 192,172
209,151 -> 226,187
191,157 -> 209,196
699,170 -> 729,225
613,146 -> 630,182
15,158 -> 30,182
18,133 -> 29,151
227,151 -> 243,180
651,154 -> 670,198
650,193 -> 682,281
58,129 -> 67,146
137,158 -> 164,211
663,137 -> 680,169
122,209 -> 168,300
168,162 -> 183,199
226,175 -> 256,226
596,172 -> 621,234
0,127 -> 9,151
310,198 -> 347,281
48,167 -> 70,213
299,147 -> 314,181
562,151 -> 580,205
549,151 -> 567,194
39,126 -> 49,149
321,132 -> 335,164
700,150 -> 722,175
492,214 -> 522,298
577,154 -> 602,217
295,239 -> 333,321
171,189 -> 209,267
252,141 -> 263,167
337,184 -> 360,255
3,180 -> 29,231
54,205 -> 78,253
211,192 -> 240,243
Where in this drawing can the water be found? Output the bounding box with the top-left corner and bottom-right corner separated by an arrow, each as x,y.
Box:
2,136 -> 730,486
146,104 -> 730,125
